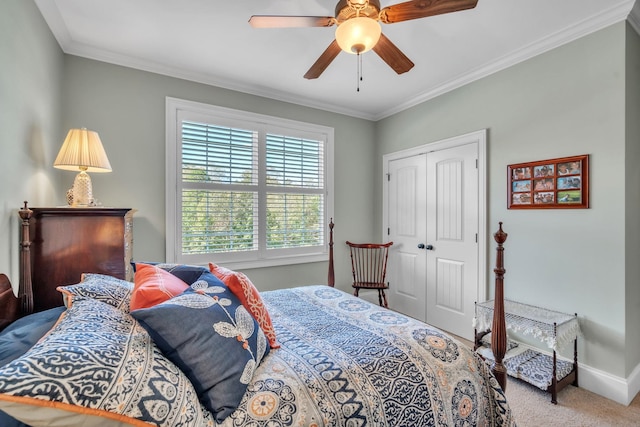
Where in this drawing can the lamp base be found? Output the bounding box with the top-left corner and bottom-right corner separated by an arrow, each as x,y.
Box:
72,170 -> 93,206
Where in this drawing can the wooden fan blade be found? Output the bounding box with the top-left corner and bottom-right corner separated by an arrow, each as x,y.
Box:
372,33 -> 415,74
380,0 -> 478,24
304,40 -> 342,79
249,15 -> 335,28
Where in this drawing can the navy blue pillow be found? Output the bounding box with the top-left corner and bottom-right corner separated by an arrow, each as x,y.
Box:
0,307 -> 65,367
132,262 -> 209,285
131,271 -> 270,423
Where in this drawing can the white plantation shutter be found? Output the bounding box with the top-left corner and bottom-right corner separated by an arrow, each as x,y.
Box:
181,121 -> 259,255
265,134 -> 324,250
182,122 -> 257,185
166,98 -> 334,268
266,134 -> 323,189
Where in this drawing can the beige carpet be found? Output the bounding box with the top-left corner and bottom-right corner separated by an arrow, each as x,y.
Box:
505,379 -> 640,426
451,334 -> 640,426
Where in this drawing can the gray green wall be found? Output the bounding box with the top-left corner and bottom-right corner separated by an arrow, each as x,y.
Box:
59,56 -> 376,292
375,22 -> 637,381
0,0 -> 63,287
625,23 -> 640,375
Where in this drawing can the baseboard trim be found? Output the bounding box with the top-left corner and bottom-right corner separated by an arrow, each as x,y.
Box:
625,361 -> 640,405
627,364 -> 640,405
578,362 -> 638,405
505,343 -> 640,406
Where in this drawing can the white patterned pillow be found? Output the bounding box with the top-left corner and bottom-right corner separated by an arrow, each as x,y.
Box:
0,297 -> 213,427
57,273 -> 133,312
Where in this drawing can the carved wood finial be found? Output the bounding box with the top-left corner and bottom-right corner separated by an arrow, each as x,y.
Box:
494,221 -> 508,278
18,201 -> 34,316
328,218 -> 335,287
494,221 -> 507,244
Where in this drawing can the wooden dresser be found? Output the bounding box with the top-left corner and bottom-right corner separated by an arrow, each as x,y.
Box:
27,207 -> 134,312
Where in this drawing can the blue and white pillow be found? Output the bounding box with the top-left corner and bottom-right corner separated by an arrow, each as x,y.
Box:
0,297 -> 212,426
131,271 -> 270,423
57,273 -> 134,312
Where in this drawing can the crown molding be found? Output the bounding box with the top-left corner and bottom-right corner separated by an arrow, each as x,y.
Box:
35,0 -> 71,49
376,0 -> 637,120
36,0 -> 636,121
64,41 -> 376,121
628,0 -> 640,35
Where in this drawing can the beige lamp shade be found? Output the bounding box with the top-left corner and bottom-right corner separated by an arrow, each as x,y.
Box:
335,17 -> 382,54
54,128 -> 112,206
53,128 -> 112,173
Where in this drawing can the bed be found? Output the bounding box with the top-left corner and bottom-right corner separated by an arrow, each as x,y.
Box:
0,214 -> 515,426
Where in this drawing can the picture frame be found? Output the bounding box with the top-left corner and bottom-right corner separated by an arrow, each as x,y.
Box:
507,154 -> 589,209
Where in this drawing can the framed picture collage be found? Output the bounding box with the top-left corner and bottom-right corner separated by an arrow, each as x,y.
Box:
507,154 -> 589,209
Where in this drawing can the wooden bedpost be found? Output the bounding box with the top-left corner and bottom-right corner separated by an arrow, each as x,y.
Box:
491,222 -> 508,390
328,218 -> 335,287
18,201 -> 34,316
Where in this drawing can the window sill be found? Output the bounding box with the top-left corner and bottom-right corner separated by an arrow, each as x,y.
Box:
175,252 -> 329,271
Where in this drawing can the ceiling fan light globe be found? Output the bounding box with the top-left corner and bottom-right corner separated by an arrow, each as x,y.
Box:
335,17 -> 381,54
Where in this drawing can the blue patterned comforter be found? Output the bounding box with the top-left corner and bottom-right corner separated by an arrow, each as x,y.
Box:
227,286 -> 515,426
0,284 -> 515,426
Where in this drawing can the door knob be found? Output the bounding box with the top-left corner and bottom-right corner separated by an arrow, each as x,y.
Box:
418,243 -> 434,250
425,244 -> 434,250
418,243 -> 425,249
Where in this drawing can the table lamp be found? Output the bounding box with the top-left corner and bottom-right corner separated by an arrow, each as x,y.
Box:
53,128 -> 112,206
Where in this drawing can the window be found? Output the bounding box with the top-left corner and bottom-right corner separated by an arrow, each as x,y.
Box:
166,98 -> 334,269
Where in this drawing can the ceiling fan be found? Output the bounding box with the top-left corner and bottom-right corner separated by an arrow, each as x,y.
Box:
249,0 -> 479,80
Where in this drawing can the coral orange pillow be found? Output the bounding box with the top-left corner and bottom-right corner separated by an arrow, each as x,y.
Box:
209,263 -> 279,349
131,263 -> 190,310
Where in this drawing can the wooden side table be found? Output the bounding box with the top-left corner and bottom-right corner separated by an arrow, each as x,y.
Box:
26,206 -> 134,312
474,299 -> 580,403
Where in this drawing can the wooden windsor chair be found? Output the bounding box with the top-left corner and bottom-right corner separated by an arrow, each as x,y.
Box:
346,241 -> 393,308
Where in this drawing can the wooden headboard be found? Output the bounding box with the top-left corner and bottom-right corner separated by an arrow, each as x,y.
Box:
0,203 -> 34,329
0,274 -> 18,331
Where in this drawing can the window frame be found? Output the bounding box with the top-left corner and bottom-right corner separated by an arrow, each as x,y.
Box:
166,97 -> 334,269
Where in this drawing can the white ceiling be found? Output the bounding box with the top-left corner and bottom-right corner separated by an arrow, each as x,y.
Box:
36,0 -> 638,120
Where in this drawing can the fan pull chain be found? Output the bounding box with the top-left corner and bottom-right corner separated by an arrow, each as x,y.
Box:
356,52 -> 363,92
